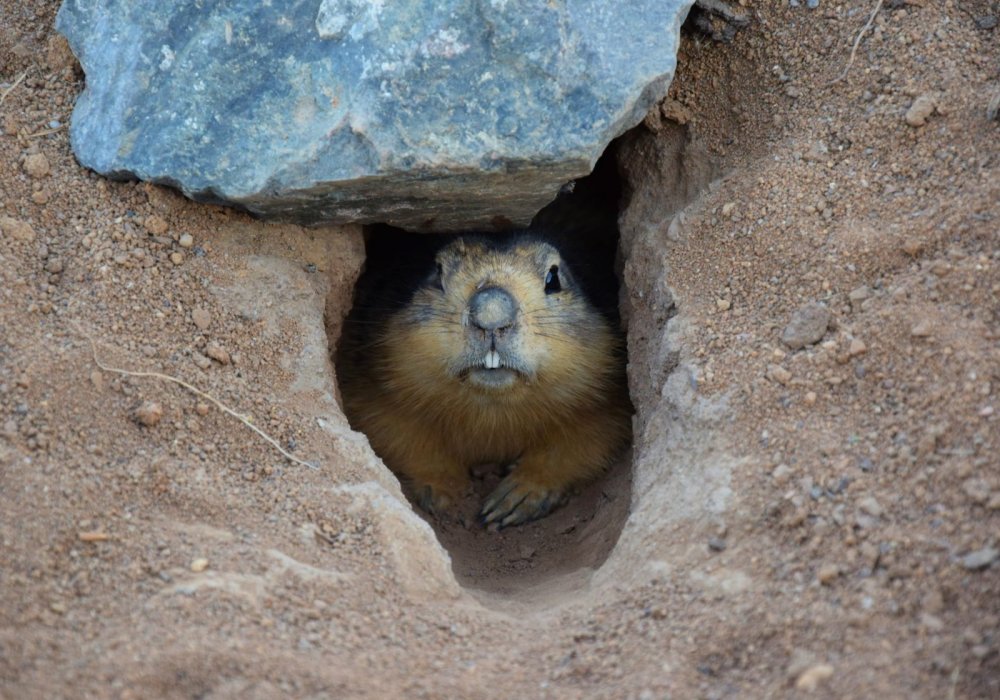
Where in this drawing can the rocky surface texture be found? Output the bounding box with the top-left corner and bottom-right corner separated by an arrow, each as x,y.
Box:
2,1 -> 999,698
55,0 -> 692,231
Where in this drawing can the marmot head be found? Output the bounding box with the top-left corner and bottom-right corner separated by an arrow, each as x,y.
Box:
388,235 -> 618,403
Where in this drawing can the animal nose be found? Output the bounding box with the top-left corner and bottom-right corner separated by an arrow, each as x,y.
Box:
469,286 -> 517,332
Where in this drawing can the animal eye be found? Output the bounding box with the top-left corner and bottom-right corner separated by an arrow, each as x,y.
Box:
544,265 -> 561,294
432,263 -> 445,291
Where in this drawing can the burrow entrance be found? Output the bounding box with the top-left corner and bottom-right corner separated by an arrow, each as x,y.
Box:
327,118 -> 715,601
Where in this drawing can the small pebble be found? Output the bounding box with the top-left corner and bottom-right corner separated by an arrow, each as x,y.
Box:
192,307 -> 212,331
134,401 -> 164,427
31,190 -> 50,205
143,215 -> 168,235
817,563 -> 839,585
848,285 -> 871,310
795,664 -> 834,691
708,537 -> 727,552
0,216 -> 37,242
767,364 -> 792,385
961,547 -> 998,570
716,298 -> 731,311
905,93 -> 936,127
192,352 -> 212,370
782,302 -> 831,350
721,202 -> 736,218
195,402 -> 210,416
77,531 -> 110,542
771,463 -> 793,483
23,153 -> 50,178
901,238 -> 924,257
848,338 -> 867,357
804,391 -> 818,406
178,233 -> 194,248
45,257 -> 64,274
910,320 -> 933,337
205,342 -> 230,365
170,252 -> 184,265
858,496 -> 883,517
190,558 -> 210,573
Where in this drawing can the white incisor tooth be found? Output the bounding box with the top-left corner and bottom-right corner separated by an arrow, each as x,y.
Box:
484,351 -> 500,369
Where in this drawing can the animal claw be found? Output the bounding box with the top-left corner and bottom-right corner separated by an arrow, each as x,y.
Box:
480,475 -> 563,528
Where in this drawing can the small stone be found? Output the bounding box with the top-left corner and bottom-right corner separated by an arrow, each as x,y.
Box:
191,307 -> 212,330
782,302 -> 831,350
771,463 -> 793,484
716,298 -> 731,311
858,496 -> 883,517
178,232 -> 194,248
144,215 -> 169,235
848,285 -> 871,311
767,364 -> 792,385
987,493 -> 1000,510
804,391 -> 818,406
721,202 -> 736,218
31,190 -> 50,205
910,320 -> 933,337
190,557 -> 209,572
170,251 -> 184,265
23,153 -> 51,178
962,478 -> 991,505
901,238 -> 924,257
848,338 -> 867,357
192,352 -> 212,370
961,547 -> 998,571
0,216 -> 37,242
49,601 -> 67,615
817,563 -> 839,585
195,402 -> 210,416
134,401 -> 164,427
205,342 -> 230,365
708,537 -> 727,552
45,257 -> 64,274
89,370 -> 104,390
905,93 -> 936,127
795,664 -> 834,691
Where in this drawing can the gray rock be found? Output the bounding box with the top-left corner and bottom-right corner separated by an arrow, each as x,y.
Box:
56,0 -> 694,232
961,547 -> 998,571
781,302 -> 831,350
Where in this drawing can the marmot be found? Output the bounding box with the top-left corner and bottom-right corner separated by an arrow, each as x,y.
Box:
337,227 -> 631,527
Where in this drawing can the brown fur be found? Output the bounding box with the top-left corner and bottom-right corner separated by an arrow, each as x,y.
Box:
338,234 -> 631,526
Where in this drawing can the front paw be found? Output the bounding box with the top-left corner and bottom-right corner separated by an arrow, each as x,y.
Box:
413,481 -> 462,518
480,474 -> 565,528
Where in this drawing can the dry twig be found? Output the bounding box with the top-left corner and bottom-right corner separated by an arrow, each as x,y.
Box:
0,70 -> 29,107
27,124 -> 67,139
828,0 -> 883,86
74,324 -> 317,470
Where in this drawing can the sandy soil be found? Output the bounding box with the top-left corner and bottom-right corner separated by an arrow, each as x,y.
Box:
2,1 -> 999,698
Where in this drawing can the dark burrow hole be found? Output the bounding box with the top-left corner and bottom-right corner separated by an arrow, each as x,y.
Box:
332,142 -> 641,599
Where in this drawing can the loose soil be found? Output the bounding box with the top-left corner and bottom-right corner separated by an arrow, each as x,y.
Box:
2,1 -> 998,698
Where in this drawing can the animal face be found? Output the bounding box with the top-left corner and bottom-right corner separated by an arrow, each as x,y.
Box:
395,236 -> 601,397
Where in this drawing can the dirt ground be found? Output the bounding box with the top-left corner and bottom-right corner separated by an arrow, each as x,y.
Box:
2,1 -> 999,698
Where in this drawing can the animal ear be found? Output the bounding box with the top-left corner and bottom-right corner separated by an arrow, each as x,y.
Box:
432,262 -> 445,291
